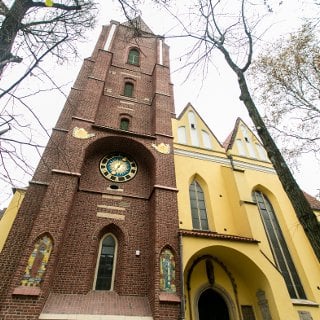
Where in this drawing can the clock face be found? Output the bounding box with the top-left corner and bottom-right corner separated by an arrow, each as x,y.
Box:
99,153 -> 137,182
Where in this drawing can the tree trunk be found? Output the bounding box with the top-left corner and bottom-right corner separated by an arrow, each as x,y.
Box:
237,71 -> 320,261
0,0 -> 32,74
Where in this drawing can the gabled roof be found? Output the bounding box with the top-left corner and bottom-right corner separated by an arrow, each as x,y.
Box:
304,192 -> 320,210
223,117 -> 242,151
223,117 -> 263,151
176,103 -> 224,149
222,130 -> 234,151
121,16 -> 154,35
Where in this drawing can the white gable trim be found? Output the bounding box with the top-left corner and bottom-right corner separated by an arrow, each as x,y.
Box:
174,149 -> 276,174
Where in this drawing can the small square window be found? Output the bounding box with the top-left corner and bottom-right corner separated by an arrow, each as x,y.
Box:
128,49 -> 140,65
120,119 -> 129,131
124,82 -> 134,97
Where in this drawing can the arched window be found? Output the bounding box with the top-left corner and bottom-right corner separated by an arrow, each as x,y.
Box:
189,181 -> 209,230
127,48 -> 140,65
124,82 -> 134,97
201,130 -> 211,149
256,143 -> 268,161
236,139 -> 246,156
253,191 -> 306,299
159,248 -> 176,293
240,125 -> 256,158
188,111 -> 199,146
94,234 -> 117,291
120,118 -> 129,131
177,126 -> 187,144
21,235 -> 53,287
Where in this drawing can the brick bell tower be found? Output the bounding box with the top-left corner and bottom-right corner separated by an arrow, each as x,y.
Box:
0,18 -> 181,320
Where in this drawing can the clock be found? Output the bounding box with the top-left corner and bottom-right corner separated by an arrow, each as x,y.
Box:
99,153 -> 137,182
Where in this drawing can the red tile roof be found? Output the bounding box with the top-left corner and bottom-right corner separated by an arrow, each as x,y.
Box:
304,192 -> 320,210
179,229 -> 259,243
222,117 -> 242,151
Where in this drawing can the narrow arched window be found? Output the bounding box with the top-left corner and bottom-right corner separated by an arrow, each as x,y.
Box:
21,235 -> 53,287
94,234 -> 117,291
240,125 -> 256,158
120,118 -> 130,131
201,130 -> 211,149
124,82 -> 134,97
128,48 -> 140,65
159,248 -> 176,293
177,126 -> 187,144
253,191 -> 306,299
188,111 -> 199,146
236,139 -> 246,156
256,143 -> 267,161
189,181 -> 209,230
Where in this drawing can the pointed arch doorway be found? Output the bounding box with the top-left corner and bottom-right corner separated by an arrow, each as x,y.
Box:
198,288 -> 230,320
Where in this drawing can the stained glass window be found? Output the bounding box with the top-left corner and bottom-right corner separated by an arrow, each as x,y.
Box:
21,235 -> 53,287
160,249 -> 176,293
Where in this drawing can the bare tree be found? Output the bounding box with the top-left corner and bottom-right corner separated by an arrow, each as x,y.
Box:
118,0 -> 320,260
0,0 -> 97,204
0,0 -> 97,82
250,24 -> 320,167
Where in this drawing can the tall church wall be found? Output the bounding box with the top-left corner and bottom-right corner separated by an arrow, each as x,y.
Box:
173,106 -> 320,320
0,19 -> 181,320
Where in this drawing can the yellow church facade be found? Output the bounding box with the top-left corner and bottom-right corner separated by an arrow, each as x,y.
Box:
172,104 -> 320,320
0,188 -> 26,252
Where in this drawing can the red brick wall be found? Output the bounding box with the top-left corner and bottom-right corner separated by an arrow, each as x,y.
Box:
0,21 -> 180,320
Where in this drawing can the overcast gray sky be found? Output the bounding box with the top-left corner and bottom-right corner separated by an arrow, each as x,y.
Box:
0,0 -> 319,207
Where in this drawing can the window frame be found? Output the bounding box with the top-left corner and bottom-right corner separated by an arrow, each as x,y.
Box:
127,48 -> 140,65
188,111 -> 199,146
120,117 -> 130,131
253,191 -> 306,299
123,81 -> 134,98
201,130 -> 212,149
177,126 -> 187,144
93,233 -> 118,291
189,180 -> 209,231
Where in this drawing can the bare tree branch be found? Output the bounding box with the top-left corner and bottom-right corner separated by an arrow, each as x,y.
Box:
117,0 -> 320,260
0,35 -> 67,99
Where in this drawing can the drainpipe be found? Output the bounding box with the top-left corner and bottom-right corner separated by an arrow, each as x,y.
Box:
179,232 -> 185,320
227,152 -> 235,171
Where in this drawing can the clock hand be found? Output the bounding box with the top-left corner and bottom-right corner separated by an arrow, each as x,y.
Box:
115,161 -> 126,173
